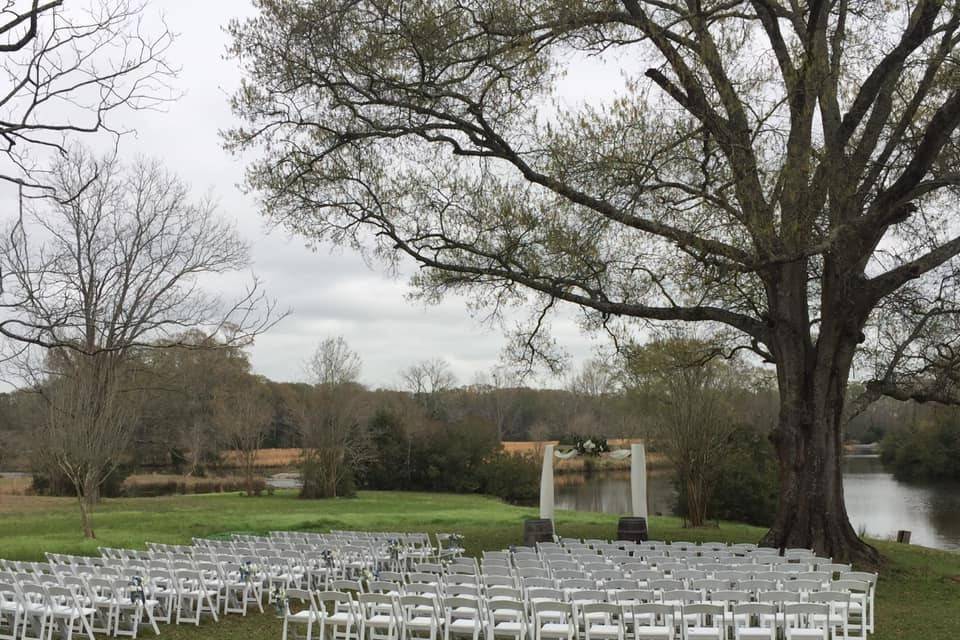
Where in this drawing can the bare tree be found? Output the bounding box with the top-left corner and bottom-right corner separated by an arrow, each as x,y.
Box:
2,147 -> 277,537
625,336 -> 739,527
471,366 -> 523,441
213,375 -> 273,496
37,351 -> 136,537
296,337 -> 372,498
401,358 -> 457,395
0,0 -> 175,189
305,336 -> 362,386
227,1 -> 960,563
401,357 -> 457,418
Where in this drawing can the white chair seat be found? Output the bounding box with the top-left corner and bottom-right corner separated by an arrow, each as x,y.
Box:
634,629 -> 671,639
787,630 -> 827,639
686,627 -> 723,639
367,614 -> 395,625
586,623 -> 621,636
326,612 -> 353,624
289,610 -> 320,621
450,619 -> 481,630
540,623 -> 573,634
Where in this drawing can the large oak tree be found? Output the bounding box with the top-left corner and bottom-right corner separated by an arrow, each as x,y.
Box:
226,0 -> 960,564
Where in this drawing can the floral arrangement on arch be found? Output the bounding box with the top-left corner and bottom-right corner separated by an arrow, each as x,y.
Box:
558,435 -> 610,457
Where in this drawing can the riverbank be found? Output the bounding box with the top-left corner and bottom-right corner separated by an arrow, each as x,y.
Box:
0,490 -> 956,639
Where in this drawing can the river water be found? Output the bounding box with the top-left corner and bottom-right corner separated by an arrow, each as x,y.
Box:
555,455 -> 960,551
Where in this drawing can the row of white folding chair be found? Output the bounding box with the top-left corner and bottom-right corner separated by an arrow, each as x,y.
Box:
48,557 -> 262,626
521,583 -> 862,634
512,551 -> 835,573
0,579 -> 100,640
542,592 -> 854,640
47,562 -> 224,625
530,544 -> 819,566
283,591 -> 848,640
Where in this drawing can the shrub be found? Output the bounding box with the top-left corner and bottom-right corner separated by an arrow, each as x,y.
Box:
881,416 -> 960,481
479,452 -> 540,505
674,426 -> 778,527
121,474 -> 267,497
31,464 -> 132,498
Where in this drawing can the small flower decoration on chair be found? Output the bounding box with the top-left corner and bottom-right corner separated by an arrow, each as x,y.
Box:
270,585 -> 287,618
361,566 -> 376,584
241,560 -> 259,584
387,539 -> 402,571
448,533 -> 465,555
129,575 -> 146,606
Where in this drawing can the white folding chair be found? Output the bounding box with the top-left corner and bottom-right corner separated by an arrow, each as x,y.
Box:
0,582 -> 23,640
174,569 -> 219,625
282,588 -> 321,640
46,585 -> 96,640
318,591 -> 359,640
358,593 -> 402,640
399,594 -> 440,640
532,601 -> 576,640
679,603 -> 724,640
731,603 -> 776,640
581,602 -> 624,640
631,603 -> 675,640
486,600 -> 528,640
442,596 -> 483,640
783,603 -> 831,640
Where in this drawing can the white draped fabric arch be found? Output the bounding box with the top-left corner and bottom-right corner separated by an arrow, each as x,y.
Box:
539,442 -> 648,522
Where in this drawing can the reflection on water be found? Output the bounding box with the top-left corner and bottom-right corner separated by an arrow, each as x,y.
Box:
843,455 -> 960,551
555,470 -> 676,519
555,456 -> 960,551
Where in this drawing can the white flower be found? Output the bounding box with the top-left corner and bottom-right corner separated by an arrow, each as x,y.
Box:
584,439 -> 596,451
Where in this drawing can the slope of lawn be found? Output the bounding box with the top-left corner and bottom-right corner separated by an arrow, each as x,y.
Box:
0,490 -> 956,640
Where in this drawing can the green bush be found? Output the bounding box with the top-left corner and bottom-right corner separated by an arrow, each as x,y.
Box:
478,452 -> 540,504
31,465 -> 132,498
881,416 -> 960,481
122,476 -> 267,497
674,426 -> 778,527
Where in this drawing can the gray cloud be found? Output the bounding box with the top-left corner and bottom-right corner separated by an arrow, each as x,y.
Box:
1,0 -> 604,389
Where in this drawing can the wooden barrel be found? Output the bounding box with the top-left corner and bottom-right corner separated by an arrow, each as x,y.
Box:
523,518 -> 555,546
617,516 -> 649,543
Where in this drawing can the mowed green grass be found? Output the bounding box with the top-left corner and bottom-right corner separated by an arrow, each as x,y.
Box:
0,490 -> 957,640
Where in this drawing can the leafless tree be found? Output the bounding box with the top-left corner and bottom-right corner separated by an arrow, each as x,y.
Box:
36,351 -> 136,537
470,366 -> 523,441
305,335 -> 361,386
401,357 -> 457,418
227,1 -> 960,563
2,147 -> 278,537
297,337 -> 372,498
625,336 -> 740,527
212,375 -> 273,496
401,358 -> 457,395
0,0 -> 175,190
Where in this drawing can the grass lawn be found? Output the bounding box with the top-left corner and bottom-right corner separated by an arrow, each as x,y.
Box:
0,490 -> 957,640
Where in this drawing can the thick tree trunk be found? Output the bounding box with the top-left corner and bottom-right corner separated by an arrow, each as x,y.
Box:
762,329 -> 880,566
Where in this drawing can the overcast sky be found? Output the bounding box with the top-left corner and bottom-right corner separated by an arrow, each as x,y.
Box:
16,0 -> 616,390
